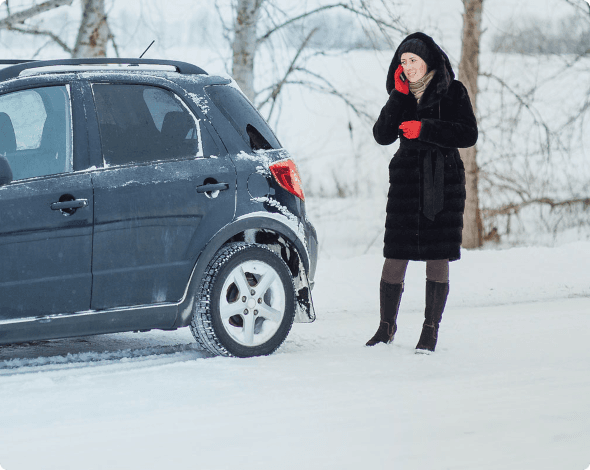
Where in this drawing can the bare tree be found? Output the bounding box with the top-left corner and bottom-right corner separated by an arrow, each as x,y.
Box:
73,0 -> 110,58
0,0 -> 74,53
232,0 -> 263,101
0,0 -> 117,58
227,0 -> 405,109
458,0 -> 484,248
468,0 -> 590,244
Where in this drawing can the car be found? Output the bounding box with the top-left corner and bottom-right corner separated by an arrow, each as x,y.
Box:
0,58 -> 317,358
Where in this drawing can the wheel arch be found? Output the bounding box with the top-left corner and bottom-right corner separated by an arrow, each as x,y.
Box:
173,213 -> 314,328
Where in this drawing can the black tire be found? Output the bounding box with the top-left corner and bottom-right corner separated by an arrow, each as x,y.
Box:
190,242 -> 296,357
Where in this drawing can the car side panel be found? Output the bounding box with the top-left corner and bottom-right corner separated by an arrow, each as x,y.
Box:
0,303 -> 178,346
0,173 -> 93,320
0,79 -> 93,321
91,157 -> 236,310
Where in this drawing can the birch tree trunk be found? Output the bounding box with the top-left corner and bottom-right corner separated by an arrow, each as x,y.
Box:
458,0 -> 484,249
72,0 -> 109,58
232,0 -> 263,101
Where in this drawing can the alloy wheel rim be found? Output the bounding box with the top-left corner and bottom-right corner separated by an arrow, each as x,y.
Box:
219,260 -> 286,347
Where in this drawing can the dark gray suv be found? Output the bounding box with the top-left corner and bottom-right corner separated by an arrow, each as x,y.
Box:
0,58 -> 317,358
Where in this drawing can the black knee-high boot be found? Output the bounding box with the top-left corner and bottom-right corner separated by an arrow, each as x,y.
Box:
366,280 -> 403,346
416,280 -> 449,352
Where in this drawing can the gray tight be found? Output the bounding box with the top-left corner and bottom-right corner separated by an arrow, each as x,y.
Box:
381,258 -> 449,284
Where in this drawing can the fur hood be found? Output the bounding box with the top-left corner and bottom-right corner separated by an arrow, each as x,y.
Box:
386,32 -> 455,110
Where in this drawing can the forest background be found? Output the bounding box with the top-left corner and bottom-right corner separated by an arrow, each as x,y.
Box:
1,0 -> 589,257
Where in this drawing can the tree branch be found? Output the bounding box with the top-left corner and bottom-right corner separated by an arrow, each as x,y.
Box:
356,0 -> 405,49
107,21 -> 120,57
483,197 -> 590,217
6,24 -> 72,54
481,170 -> 532,201
561,0 -> 590,20
280,68 -> 375,122
480,71 -> 552,154
0,0 -> 73,29
258,27 -> 318,119
258,2 -> 404,45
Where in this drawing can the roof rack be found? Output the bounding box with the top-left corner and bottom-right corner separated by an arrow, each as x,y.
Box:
0,60 -> 34,63
0,60 -> 35,65
0,58 -> 207,82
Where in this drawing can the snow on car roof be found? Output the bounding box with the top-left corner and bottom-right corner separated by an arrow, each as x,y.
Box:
0,58 -> 207,82
19,64 -> 179,76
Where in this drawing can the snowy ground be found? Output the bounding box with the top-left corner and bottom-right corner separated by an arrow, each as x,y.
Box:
1,1 -> 589,468
1,198 -> 589,470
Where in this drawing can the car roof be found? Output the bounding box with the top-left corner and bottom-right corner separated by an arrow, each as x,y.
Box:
0,58 -> 208,83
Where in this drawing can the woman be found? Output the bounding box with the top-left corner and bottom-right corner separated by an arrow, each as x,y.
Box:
366,32 -> 478,352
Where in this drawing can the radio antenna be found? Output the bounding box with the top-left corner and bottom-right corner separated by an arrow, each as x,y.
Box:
139,40 -> 155,59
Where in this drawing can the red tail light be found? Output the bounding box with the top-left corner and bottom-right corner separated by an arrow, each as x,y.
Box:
269,159 -> 305,201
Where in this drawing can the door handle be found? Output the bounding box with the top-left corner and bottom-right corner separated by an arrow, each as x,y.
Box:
196,183 -> 229,194
51,199 -> 88,210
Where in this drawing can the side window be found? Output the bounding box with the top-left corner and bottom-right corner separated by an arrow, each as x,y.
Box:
205,85 -> 281,151
92,84 -> 217,167
0,86 -> 72,180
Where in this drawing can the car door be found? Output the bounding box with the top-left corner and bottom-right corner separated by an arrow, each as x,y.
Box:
88,82 -> 236,310
0,83 -> 93,321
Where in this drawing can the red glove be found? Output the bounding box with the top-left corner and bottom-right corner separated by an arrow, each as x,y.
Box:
394,64 -> 409,95
399,120 -> 421,139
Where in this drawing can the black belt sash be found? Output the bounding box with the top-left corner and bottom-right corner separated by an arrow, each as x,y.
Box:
399,140 -> 445,221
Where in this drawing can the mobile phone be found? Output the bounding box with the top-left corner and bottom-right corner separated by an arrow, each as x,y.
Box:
400,71 -> 407,82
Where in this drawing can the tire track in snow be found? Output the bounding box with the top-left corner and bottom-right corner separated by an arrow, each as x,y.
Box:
0,343 -> 213,377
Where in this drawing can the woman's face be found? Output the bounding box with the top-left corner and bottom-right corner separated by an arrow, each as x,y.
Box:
400,53 -> 428,83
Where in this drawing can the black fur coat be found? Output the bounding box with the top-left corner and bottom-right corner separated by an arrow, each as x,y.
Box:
374,32 -> 478,261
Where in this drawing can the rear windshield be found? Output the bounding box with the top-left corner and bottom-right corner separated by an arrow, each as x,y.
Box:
206,85 -> 281,151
